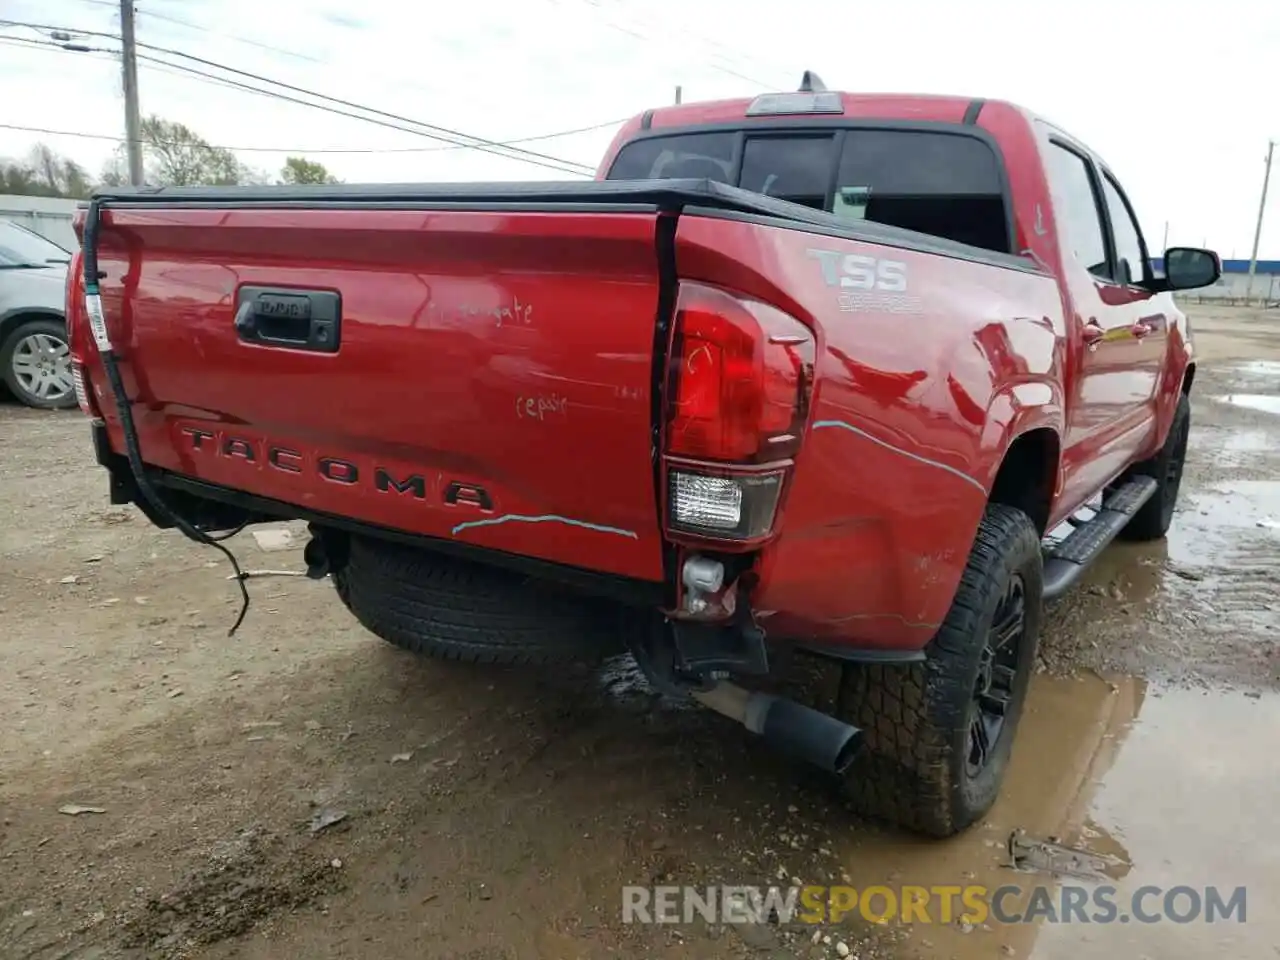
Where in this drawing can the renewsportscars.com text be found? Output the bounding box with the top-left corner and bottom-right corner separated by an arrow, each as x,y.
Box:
622,884 -> 1247,926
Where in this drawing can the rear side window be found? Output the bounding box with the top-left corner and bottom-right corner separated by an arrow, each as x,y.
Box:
607,127 -> 1010,253
834,131 -> 1007,252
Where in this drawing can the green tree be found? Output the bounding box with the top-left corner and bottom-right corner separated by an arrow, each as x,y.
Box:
279,156 -> 340,185
133,115 -> 263,186
0,144 -> 94,198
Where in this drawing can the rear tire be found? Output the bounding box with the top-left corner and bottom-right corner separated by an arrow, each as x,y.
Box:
836,503 -> 1043,837
332,535 -> 627,665
1118,393 -> 1190,542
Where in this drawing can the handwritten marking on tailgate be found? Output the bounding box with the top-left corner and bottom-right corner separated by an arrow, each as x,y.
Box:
516,394 -> 569,420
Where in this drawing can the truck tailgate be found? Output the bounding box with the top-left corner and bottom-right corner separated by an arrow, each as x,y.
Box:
83,205 -> 667,581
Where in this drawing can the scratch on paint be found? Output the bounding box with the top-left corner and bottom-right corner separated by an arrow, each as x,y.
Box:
452,514 -> 639,539
811,419 -> 986,494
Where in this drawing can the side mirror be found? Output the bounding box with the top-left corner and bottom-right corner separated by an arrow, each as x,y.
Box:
1159,247 -> 1221,291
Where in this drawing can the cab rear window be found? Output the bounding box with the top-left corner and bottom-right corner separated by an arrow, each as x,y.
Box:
606,128 -> 1010,254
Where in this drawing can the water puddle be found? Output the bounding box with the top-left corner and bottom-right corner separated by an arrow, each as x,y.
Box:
1212,394 -> 1280,416
1187,427 -> 1269,458
1167,479 -> 1280,567
834,674 -> 1280,960
1234,359 -> 1280,380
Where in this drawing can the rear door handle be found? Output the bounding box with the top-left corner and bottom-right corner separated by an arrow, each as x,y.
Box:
235,286 -> 342,353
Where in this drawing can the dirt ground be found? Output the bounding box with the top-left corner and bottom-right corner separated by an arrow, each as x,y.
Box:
1,304 -> 1277,960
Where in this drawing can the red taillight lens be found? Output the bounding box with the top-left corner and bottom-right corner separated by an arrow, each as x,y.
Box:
665,282 -> 815,463
64,251 -> 100,418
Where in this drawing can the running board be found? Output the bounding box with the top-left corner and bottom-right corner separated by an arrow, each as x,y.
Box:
1042,476 -> 1158,602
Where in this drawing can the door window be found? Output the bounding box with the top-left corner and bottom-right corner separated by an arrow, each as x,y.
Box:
1045,143 -> 1110,280
1100,174 -> 1147,285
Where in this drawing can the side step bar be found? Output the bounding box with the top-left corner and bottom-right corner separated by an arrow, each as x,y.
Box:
1042,476 -> 1159,602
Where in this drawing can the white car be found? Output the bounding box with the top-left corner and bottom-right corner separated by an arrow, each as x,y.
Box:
0,219 -> 75,410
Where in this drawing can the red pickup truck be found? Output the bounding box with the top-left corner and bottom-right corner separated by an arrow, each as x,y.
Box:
67,75 -> 1219,837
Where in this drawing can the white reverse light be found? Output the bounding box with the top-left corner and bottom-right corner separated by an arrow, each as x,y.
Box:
668,470 -> 784,540
672,472 -> 743,531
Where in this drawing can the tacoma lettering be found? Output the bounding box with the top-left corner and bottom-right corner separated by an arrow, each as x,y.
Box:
375,468 -> 427,499
181,428 -> 490,510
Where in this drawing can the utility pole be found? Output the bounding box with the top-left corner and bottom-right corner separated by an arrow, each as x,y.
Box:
1161,221 -> 1169,251
120,0 -> 144,186
674,85 -> 682,105
1246,139 -> 1274,303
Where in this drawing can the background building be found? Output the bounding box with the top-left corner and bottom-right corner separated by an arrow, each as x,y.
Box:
1153,256 -> 1279,304
0,194 -> 78,250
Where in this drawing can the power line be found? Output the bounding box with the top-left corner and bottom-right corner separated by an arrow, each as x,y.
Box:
65,0 -> 325,64
134,42 -> 599,173
0,29 -> 600,175
554,0 -> 791,89
131,51 -> 595,175
0,118 -> 625,156
0,21 -> 599,174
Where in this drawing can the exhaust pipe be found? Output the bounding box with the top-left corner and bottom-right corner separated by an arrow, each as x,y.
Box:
691,682 -> 862,775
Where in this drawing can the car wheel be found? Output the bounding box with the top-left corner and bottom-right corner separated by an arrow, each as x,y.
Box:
1118,393 -> 1190,542
835,503 -> 1043,837
0,318 -> 77,410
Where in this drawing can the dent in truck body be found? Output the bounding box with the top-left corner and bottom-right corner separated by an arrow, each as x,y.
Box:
670,215 -> 1066,652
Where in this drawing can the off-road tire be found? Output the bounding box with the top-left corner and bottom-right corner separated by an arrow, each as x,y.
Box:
332,534 -> 628,665
836,503 -> 1043,837
1119,393 -> 1190,542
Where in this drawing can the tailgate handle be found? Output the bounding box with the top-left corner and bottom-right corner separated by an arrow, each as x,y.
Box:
235,286 -> 341,353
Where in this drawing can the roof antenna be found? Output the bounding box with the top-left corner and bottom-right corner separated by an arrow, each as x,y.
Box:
799,71 -> 827,93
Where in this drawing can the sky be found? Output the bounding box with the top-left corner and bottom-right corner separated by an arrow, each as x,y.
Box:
0,0 -> 1277,258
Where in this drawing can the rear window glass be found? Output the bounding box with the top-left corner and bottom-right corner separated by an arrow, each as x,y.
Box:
605,132 -> 734,183
739,137 -> 835,211
606,128 -> 1009,253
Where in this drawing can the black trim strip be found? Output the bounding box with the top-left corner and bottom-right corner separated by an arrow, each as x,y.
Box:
795,642 -> 927,664
962,98 -> 986,125
100,200 -> 668,215
650,213 -> 680,608
85,178 -> 815,211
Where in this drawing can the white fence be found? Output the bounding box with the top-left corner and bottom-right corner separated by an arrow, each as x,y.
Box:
0,194 -> 78,251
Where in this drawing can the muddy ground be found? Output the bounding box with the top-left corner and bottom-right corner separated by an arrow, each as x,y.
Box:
1,304 -> 1277,960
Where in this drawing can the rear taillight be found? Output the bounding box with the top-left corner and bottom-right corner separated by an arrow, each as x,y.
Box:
662,282 -> 814,546
64,250 -> 100,419
72,361 -> 99,418
666,283 -> 814,463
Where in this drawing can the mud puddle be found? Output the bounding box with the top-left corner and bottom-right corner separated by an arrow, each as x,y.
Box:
833,674 -> 1280,960
1213,394 -> 1280,416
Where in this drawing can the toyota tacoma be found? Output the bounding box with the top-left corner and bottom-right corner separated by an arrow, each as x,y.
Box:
65,75 -> 1220,837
